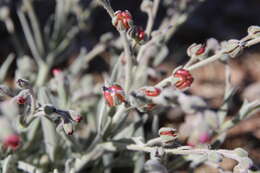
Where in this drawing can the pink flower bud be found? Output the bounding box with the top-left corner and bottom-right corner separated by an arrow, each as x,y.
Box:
3,134 -> 21,150
52,68 -> 62,76
199,133 -> 211,144
195,44 -> 206,56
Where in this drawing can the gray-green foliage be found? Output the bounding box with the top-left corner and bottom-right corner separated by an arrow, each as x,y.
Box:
0,0 -> 260,173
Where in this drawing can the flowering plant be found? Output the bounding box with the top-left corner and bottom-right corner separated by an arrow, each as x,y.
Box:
0,0 -> 260,173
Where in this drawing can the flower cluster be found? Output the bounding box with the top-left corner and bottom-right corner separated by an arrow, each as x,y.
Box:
43,105 -> 83,135
112,10 -> 147,44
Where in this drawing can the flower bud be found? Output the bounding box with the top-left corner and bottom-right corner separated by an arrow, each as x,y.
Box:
141,86 -> 161,97
223,39 -> 244,58
102,84 -> 126,107
187,43 -> 207,60
173,69 -> 194,90
14,89 -> 30,105
68,110 -> 83,123
130,86 -> 161,112
63,122 -> 73,135
3,134 -> 21,150
127,25 -> 148,45
16,96 -> 27,105
159,127 -> 177,146
112,10 -> 133,31
247,25 -> 260,38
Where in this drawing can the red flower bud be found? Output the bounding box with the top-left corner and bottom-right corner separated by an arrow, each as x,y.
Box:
103,84 -> 126,107
16,96 -> 27,104
74,115 -> 83,123
159,130 -> 177,137
127,26 -> 147,44
3,134 -> 21,150
112,10 -> 133,31
143,87 -> 161,97
173,69 -> 194,90
195,44 -> 206,56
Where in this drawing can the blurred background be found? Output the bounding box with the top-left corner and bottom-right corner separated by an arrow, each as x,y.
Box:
0,0 -> 260,171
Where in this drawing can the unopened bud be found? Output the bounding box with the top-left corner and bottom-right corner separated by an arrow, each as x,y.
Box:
63,122 -> 73,135
16,96 -> 27,105
159,127 -> 177,146
3,134 -> 21,150
112,10 -> 133,31
247,25 -> 260,38
187,43 -> 207,60
223,39 -> 244,58
68,110 -> 83,123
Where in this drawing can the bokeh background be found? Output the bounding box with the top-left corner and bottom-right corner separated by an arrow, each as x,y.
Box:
0,0 -> 260,172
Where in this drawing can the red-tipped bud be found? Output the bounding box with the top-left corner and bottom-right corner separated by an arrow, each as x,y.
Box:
112,10 -> 133,31
16,96 -> 27,104
142,87 -> 161,97
102,84 -> 126,107
74,115 -> 83,123
127,26 -> 147,44
173,69 -> 194,90
195,44 -> 206,56
3,134 -> 21,150
68,110 -> 83,123
63,122 -> 74,135
159,127 -> 178,145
